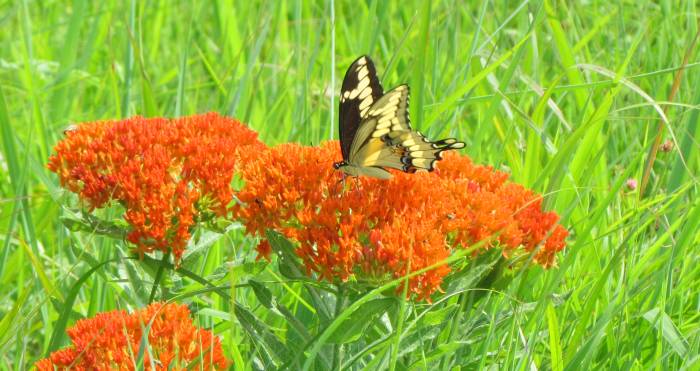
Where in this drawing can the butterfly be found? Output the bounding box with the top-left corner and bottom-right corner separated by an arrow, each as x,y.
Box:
333,55 -> 465,179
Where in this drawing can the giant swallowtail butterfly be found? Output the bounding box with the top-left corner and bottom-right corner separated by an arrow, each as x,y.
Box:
333,55 -> 465,179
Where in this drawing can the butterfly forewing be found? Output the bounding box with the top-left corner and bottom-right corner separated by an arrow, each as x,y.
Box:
339,56 -> 383,161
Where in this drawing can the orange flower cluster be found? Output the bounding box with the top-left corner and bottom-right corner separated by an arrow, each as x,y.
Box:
233,142 -> 568,300
47,111 -> 566,299
35,302 -> 229,370
47,113 -> 262,260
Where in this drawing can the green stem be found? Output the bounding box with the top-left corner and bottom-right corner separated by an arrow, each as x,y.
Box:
331,284 -> 345,369
389,260 -> 412,371
148,252 -> 171,303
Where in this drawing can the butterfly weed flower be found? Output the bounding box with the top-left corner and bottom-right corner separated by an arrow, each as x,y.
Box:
35,302 -> 229,370
233,141 -> 568,300
47,112 -> 263,261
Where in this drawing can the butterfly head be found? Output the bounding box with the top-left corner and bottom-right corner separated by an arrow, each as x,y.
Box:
332,161 -> 347,170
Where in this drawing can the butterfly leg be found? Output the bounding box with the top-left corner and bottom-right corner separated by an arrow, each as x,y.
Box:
331,173 -> 348,197
353,177 -> 362,193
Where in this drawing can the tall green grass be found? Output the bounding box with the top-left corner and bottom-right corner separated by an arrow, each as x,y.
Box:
1,0 -> 699,369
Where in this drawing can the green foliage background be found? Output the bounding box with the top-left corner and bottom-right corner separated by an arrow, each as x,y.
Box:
1,0 -> 699,369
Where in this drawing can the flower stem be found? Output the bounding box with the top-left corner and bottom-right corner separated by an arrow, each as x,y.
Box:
331,284 -> 345,369
148,252 -> 170,303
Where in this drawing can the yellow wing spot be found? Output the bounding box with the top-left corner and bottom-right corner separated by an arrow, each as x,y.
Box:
360,107 -> 372,118
351,78 -> 370,98
411,158 -> 434,168
376,124 -> 391,131
359,97 -> 373,110
372,128 -> 390,137
408,144 -> 432,151
369,104 -> 390,116
402,138 -> 419,147
377,116 -> 392,126
359,87 -> 372,99
376,105 -> 397,117
358,66 -> 368,79
409,150 -> 439,158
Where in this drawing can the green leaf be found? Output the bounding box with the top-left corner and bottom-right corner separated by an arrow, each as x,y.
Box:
421,304 -> 458,327
206,260 -> 267,282
327,297 -> 397,344
122,257 -> 150,304
142,254 -> 303,368
444,251 -> 501,295
265,229 -> 305,280
60,210 -> 128,240
409,343 -> 462,368
181,222 -> 243,263
425,30 -> 532,126
546,303 -> 564,371
248,280 -> 312,344
234,303 -> 290,367
643,308 -> 689,358
47,258 -> 119,353
19,238 -> 63,302
409,0 -> 431,129
249,279 -> 274,308
544,0 -> 589,109
0,289 -> 30,352
265,229 -> 333,322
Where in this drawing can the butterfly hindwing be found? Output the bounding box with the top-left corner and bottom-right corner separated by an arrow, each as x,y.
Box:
338,56 -> 384,161
347,85 -> 410,159
350,85 -> 465,174
356,131 -> 465,173
379,131 -> 465,172
367,84 -> 412,135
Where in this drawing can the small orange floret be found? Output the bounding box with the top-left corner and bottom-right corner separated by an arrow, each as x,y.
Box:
233,141 -> 568,300
35,302 -> 229,370
47,112 -> 263,261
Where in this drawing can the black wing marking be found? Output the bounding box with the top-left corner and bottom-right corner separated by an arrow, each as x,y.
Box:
338,55 -> 383,161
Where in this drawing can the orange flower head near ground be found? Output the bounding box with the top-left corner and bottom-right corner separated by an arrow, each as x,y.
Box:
233,141 -> 568,300
35,302 -> 229,370
47,112 -> 263,260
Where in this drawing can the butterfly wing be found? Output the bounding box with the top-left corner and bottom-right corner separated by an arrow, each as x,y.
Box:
338,56 -> 384,161
348,85 -> 410,159
349,85 -> 465,176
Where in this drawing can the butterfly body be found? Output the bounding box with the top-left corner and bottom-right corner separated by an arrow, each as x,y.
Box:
335,56 -> 465,179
